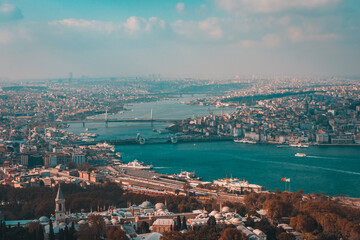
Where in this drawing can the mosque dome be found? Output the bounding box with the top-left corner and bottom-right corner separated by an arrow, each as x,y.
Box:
39,216 -> 50,223
209,210 -> 218,216
140,201 -> 153,209
155,203 -> 166,210
221,206 -> 231,213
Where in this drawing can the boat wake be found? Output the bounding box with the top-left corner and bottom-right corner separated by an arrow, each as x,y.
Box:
153,167 -> 170,169
307,156 -> 339,160
232,156 -> 360,176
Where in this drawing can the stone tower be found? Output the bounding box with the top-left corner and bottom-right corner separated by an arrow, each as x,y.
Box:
55,186 -> 66,223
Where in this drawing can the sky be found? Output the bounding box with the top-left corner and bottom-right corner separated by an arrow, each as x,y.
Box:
0,0 -> 360,80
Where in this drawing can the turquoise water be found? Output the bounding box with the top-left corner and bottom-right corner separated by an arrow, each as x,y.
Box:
68,95 -> 360,197
117,143 -> 360,197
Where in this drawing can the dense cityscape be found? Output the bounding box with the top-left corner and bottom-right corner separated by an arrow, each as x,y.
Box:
1,0 -> 360,239
0,77 -> 360,240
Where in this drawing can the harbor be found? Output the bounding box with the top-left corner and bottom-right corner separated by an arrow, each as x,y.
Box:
65,95 -> 360,198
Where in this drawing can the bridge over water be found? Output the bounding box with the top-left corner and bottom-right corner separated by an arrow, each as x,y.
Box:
65,118 -> 182,127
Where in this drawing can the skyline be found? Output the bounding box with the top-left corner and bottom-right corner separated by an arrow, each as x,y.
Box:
1,0 -> 360,80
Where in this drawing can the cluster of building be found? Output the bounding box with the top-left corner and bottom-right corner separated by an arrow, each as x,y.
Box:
178,83 -> 360,145
213,177 -> 263,194
0,133 -> 124,188
4,186 -> 302,240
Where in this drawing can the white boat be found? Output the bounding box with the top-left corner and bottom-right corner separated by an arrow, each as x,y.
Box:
295,153 -> 307,157
289,143 -> 309,148
112,159 -> 123,165
234,139 -> 257,144
81,138 -> 95,142
118,159 -> 153,170
116,152 -> 122,159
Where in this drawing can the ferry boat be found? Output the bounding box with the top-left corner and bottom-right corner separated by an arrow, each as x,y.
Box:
112,159 -> 124,165
295,153 -> 307,157
234,139 -> 257,144
80,133 -> 98,138
86,128 -> 98,131
289,143 -> 309,148
118,159 -> 153,170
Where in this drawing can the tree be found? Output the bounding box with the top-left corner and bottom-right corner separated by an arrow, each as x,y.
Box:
49,221 -> 55,240
139,221 -> 150,234
253,219 -> 277,240
290,214 -> 317,233
87,214 -> 106,239
207,216 -> 217,227
245,217 -> 254,228
59,229 -> 65,240
219,228 -> 245,240
66,161 -> 78,170
64,225 -> 69,240
176,216 -> 182,231
263,199 -> 293,219
106,228 -> 129,240
76,224 -> 94,240
160,231 -> 185,240
37,225 -> 44,240
69,222 -> 76,240
181,216 -> 187,230
277,232 -> 296,240
196,225 -> 219,240
26,221 -> 40,239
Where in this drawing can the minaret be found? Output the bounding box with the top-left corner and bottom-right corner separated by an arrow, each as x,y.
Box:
55,186 -> 66,223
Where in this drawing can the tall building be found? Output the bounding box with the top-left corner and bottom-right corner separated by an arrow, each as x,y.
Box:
55,186 -> 66,223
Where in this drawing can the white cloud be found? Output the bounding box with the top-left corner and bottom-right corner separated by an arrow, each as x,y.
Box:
49,19 -> 118,34
287,26 -> 338,42
49,17 -> 165,36
124,16 -> 165,35
176,2 -> 185,13
124,16 -> 140,34
198,18 -> 223,39
172,18 -> 224,40
0,3 -> 23,22
214,0 -> 341,14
